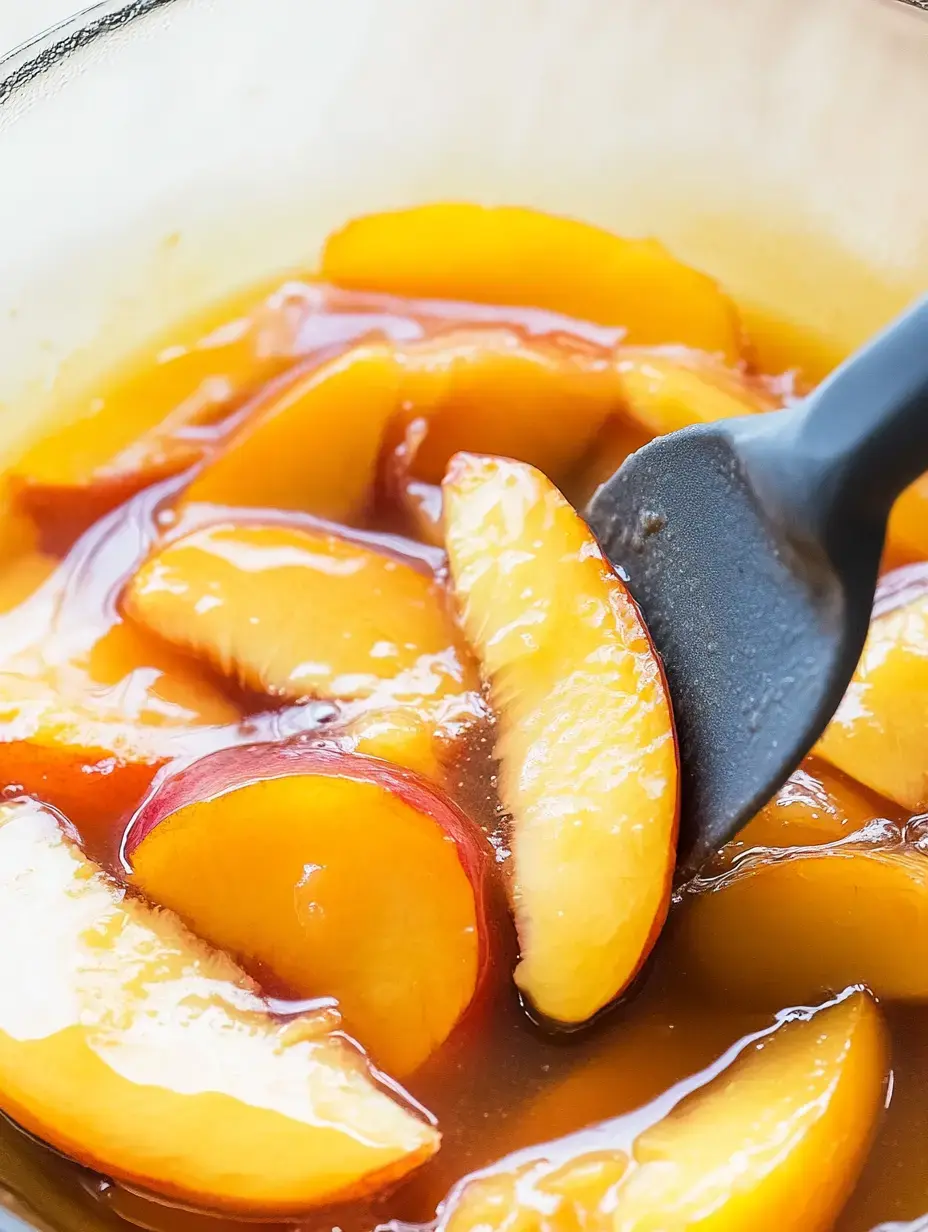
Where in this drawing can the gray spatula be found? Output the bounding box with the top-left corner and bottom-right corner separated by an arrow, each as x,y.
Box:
586,296 -> 928,874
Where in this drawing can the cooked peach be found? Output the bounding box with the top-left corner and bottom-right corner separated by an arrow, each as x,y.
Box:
443,454 -> 678,1025
0,620 -> 239,850
321,205 -> 742,359
183,344 -> 401,521
440,993 -> 885,1232
0,551 -> 58,614
10,283 -> 320,544
565,415 -> 653,509
716,758 -> 894,870
614,347 -> 778,434
123,521 -> 477,707
128,744 -> 492,1076
0,798 -> 437,1214
676,840 -> 928,1005
816,580 -> 928,810
887,474 -> 928,566
608,991 -> 886,1231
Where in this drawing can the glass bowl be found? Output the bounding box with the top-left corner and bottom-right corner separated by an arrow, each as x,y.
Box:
0,1 -> 926,1228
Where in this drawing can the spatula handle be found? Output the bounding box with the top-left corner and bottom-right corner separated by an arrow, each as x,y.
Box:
794,295 -> 928,522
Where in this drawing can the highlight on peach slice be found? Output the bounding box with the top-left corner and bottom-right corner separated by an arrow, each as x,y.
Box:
0,620 -> 240,849
676,838 -> 928,1005
815,578 -> 928,810
123,520 -> 478,707
438,991 -> 886,1232
320,204 -> 743,359
182,343 -> 401,522
9,282 -> 323,544
0,798 -> 437,1215
127,744 -> 492,1077
443,454 -> 679,1025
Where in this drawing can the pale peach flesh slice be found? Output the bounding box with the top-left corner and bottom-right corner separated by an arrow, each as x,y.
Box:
816,579 -> 928,810
128,744 -> 492,1076
677,838 -> 928,1005
0,798 -> 437,1215
439,992 -> 886,1232
123,520 -> 478,707
443,454 -> 678,1025
320,204 -> 742,359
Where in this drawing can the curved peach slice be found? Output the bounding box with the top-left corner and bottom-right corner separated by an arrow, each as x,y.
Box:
0,620 -> 240,852
677,841 -> 928,1004
816,579 -> 928,810
127,744 -> 493,1076
10,283 -> 322,545
608,992 -> 886,1231
716,758 -> 894,871
321,205 -> 742,359
0,798 -> 437,1214
439,993 -> 885,1232
182,344 -> 401,521
123,521 -> 477,707
887,474 -> 928,566
615,347 -> 778,435
443,454 -> 678,1025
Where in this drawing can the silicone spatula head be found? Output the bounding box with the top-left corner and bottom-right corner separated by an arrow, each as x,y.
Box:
586,297 -> 928,873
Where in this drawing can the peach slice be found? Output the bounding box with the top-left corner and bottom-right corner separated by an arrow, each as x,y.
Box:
887,474 -> 928,566
439,992 -> 885,1232
816,579 -> 928,810
127,744 -> 492,1076
0,619 -> 240,852
320,205 -> 742,359
443,454 -> 679,1025
10,282 -> 323,545
715,757 -> 894,871
182,344 -> 401,523
123,521 -> 478,707
676,839 -> 928,1005
0,798 -> 437,1215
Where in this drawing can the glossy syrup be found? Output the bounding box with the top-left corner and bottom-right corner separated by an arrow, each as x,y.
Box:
0,280 -> 923,1232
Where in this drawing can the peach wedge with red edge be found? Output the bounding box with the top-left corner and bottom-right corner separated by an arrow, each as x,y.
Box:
442,454 -> 679,1026
123,520 -> 478,708
438,991 -> 886,1232
320,204 -> 743,360
815,572 -> 928,810
676,838 -> 928,1007
127,743 -> 494,1077
0,797 -> 437,1215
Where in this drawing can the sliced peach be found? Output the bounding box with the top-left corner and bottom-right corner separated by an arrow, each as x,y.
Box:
887,473 -> 928,566
0,798 -> 437,1214
10,283 -> 323,544
127,744 -> 492,1076
440,993 -> 885,1232
614,347 -> 778,435
608,992 -> 886,1231
676,840 -> 928,1004
321,205 -> 742,359
716,757 -> 895,871
816,580 -> 928,810
123,521 -> 478,707
182,344 -> 401,521
443,454 -> 679,1025
0,619 -> 240,852
565,415 -> 653,510
0,552 -> 58,614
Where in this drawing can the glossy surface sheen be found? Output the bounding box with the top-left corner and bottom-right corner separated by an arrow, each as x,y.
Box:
124,521 -> 478,706
128,745 -> 489,1076
443,454 -> 678,1025
816,586 -> 928,811
0,799 -> 437,1214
